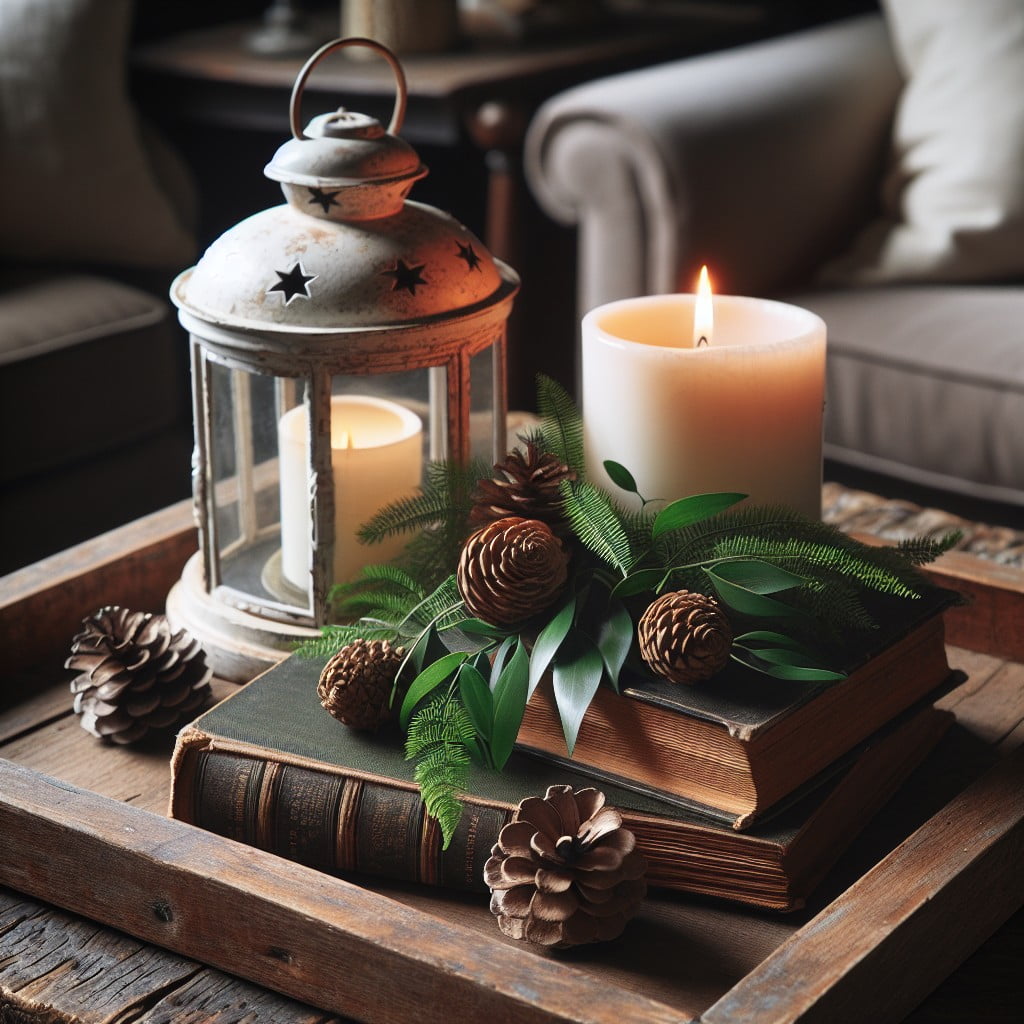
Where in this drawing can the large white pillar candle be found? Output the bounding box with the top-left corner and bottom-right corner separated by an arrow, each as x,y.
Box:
582,292 -> 826,519
278,395 -> 423,590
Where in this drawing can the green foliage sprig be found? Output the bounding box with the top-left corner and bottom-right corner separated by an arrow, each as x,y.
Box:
297,375 -> 960,846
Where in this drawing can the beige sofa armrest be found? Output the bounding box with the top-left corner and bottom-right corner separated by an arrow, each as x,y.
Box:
525,14 -> 901,311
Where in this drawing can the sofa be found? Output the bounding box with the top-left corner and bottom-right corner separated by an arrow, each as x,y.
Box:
524,2 -> 1024,525
0,0 -> 197,574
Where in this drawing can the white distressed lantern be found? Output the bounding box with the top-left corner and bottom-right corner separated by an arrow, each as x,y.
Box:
166,39 -> 519,680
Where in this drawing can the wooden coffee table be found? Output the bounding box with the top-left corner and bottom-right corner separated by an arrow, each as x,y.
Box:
1,495 -> 1022,1023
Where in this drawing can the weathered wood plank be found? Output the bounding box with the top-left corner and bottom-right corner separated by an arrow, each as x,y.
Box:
923,550 -> 1024,662
0,889 -> 344,1024
700,744 -> 1024,1024
0,501 -> 196,679
0,761 -> 691,1024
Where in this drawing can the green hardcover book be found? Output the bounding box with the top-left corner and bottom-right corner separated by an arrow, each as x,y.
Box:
518,588 -> 960,827
170,653 -> 952,912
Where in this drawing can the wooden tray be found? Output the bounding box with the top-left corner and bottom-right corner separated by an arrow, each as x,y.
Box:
2,500 -> 1022,1024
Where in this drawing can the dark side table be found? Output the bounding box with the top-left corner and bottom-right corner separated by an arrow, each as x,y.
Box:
130,8 -> 769,407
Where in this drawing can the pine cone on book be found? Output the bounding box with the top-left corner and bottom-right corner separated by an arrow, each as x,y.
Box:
457,516 -> 570,627
469,439 -> 576,536
638,590 -> 733,685
318,638 -> 405,732
66,606 -> 212,744
484,785 -> 647,949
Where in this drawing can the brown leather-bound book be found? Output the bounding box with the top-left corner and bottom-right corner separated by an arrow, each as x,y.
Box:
517,588 -> 960,828
169,653 -> 951,911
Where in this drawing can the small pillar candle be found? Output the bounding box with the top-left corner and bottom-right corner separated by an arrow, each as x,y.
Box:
581,288 -> 826,519
279,395 -> 423,590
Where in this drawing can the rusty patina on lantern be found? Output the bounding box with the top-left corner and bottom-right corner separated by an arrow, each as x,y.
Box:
167,39 -> 519,681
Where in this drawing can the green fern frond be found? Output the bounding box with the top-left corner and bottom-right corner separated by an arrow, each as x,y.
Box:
620,505 -> 658,571
653,504 -> 807,567
536,374 -> 585,476
406,690 -> 477,847
293,623 -> 399,658
559,480 -> 635,576
712,535 -> 922,598
895,532 -> 962,565
358,457 -> 490,544
413,575 -> 464,631
784,579 -> 880,633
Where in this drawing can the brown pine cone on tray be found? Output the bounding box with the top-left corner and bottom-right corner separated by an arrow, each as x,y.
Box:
485,785 -> 647,949
66,606 -> 212,744
317,637 -> 405,732
457,516 -> 570,627
469,439 -> 576,536
638,590 -> 733,685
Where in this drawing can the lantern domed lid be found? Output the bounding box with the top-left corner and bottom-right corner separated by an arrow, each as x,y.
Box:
173,200 -> 517,334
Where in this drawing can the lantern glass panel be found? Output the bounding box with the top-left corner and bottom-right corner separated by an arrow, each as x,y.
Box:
203,360 -> 295,613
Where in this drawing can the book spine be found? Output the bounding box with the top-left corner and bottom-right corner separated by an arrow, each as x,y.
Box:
180,748 -> 509,894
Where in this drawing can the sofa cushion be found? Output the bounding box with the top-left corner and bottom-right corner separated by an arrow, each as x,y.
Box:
0,0 -> 194,269
790,285 -> 1024,506
823,0 -> 1024,284
0,274 -> 185,483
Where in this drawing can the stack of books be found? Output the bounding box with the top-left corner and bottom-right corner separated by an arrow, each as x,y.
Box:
170,591 -> 961,911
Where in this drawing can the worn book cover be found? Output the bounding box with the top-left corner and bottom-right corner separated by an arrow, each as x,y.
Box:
170,653 -> 951,911
518,587 -> 961,825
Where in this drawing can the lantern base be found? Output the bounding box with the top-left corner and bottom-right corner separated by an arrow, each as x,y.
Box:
167,552 -> 320,682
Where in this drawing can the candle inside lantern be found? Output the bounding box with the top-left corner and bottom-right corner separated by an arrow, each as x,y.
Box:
278,395 -> 423,591
581,273 -> 825,520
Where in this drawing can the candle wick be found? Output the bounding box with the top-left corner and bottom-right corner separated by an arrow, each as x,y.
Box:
697,335 -> 708,348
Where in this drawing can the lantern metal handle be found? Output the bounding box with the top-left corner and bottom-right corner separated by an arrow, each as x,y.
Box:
289,37 -> 408,140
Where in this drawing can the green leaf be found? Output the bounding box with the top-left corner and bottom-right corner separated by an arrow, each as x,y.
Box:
704,561 -> 805,619
730,646 -> 846,682
453,618 -> 511,640
603,460 -> 639,495
597,598 -> 634,691
551,632 -> 605,756
528,594 -> 576,696
611,568 -> 667,599
490,640 -> 530,768
651,492 -> 747,539
489,634 -> 517,688
708,558 -> 807,594
400,651 -> 468,728
457,663 -> 494,743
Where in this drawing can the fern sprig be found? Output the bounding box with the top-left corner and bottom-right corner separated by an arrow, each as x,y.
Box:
406,687 -> 477,847
559,480 -> 635,576
536,374 -> 585,476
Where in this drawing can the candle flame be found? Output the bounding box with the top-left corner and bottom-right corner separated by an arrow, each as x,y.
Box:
338,430 -> 354,450
694,265 -> 713,347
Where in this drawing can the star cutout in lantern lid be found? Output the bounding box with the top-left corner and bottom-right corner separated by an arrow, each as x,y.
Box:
307,186 -> 341,214
382,258 -> 428,296
455,242 -> 482,272
269,262 -> 317,304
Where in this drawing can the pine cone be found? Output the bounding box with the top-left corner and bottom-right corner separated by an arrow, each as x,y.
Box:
66,606 -> 212,744
457,517 -> 569,627
638,590 -> 733,685
317,638 -> 405,731
469,440 -> 576,535
485,785 -> 647,949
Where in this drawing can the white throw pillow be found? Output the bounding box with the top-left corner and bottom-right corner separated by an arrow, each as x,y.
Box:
823,0 -> 1024,283
0,0 -> 195,269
